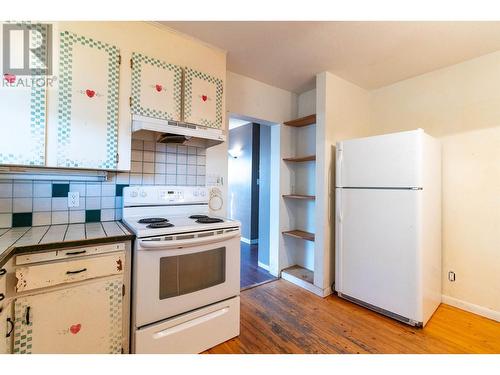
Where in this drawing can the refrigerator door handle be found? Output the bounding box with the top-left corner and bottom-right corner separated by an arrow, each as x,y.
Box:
337,188 -> 343,222
336,146 -> 343,188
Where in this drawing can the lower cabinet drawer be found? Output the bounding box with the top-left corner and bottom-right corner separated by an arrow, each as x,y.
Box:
16,252 -> 124,292
134,296 -> 240,354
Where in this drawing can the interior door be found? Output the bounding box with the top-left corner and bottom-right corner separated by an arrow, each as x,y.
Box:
335,188 -> 422,321
12,276 -> 123,354
0,24 -> 47,167
130,52 -> 182,122
56,31 -> 120,169
337,129 -> 423,188
183,67 -> 223,129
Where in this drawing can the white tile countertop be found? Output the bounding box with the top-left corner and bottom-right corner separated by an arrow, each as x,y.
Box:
0,221 -> 133,268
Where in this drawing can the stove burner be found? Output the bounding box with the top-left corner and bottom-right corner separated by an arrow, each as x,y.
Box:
138,218 -> 169,224
196,217 -> 224,224
147,222 -> 175,229
189,215 -> 209,219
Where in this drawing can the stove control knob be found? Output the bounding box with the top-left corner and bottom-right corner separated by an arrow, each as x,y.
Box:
193,190 -> 199,197
200,190 -> 206,197
140,191 -> 147,197
130,191 -> 138,197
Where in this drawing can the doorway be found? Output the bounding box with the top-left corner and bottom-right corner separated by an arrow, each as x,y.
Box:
227,117 -> 277,289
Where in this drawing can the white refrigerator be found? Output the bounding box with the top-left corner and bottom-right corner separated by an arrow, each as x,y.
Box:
335,129 -> 442,327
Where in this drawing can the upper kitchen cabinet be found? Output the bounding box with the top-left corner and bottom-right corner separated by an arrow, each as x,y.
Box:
0,24 -> 48,167
183,67 -> 223,129
56,31 -> 120,170
130,52 -> 183,122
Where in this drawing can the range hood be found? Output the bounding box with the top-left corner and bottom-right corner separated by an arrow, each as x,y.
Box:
132,115 -> 226,148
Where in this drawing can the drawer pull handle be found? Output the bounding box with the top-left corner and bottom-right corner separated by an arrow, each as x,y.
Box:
6,318 -> 14,337
65,250 -> 87,256
0,293 -> 4,301
66,268 -> 87,275
25,306 -> 30,325
0,268 -> 6,276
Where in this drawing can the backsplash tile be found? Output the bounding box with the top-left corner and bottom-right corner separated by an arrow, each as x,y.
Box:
12,212 -> 32,227
0,136 -> 207,228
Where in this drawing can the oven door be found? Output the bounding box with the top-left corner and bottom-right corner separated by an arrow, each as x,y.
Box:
133,228 -> 240,328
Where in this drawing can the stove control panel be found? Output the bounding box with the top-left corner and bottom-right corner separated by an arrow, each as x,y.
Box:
123,186 -> 209,206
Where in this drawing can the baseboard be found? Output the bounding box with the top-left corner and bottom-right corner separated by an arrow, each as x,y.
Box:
442,295 -> 500,322
257,261 -> 270,271
241,237 -> 258,245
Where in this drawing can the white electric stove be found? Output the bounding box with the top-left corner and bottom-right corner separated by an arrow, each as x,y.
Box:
122,186 -> 241,354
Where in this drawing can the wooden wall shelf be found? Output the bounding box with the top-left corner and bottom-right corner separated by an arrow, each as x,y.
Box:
282,230 -> 315,242
283,155 -> 316,162
281,265 -> 314,284
284,114 -> 316,127
282,194 -> 315,200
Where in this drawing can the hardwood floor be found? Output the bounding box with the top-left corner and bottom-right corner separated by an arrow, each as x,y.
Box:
207,279 -> 500,354
240,242 -> 276,289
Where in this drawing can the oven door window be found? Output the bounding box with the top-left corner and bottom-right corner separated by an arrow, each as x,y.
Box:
159,247 -> 226,299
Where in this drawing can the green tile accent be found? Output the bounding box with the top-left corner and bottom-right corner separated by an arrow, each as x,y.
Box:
85,209 -> 101,223
52,183 -> 69,197
12,213 -> 33,227
115,184 -> 129,197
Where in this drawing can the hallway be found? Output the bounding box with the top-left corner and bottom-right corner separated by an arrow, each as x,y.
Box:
240,242 -> 276,289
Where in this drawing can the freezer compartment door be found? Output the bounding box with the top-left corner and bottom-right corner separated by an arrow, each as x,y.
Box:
335,188 -> 422,322
336,129 -> 423,188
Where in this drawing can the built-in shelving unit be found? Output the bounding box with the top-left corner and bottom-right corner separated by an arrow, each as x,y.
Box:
283,155 -> 316,162
282,194 -> 315,200
282,230 -> 315,242
281,266 -> 315,293
280,111 -> 319,295
283,114 -> 316,127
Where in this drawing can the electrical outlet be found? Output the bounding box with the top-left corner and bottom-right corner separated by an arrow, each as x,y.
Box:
448,271 -> 456,282
68,191 -> 80,208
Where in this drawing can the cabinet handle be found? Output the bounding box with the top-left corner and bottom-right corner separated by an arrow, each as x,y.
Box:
65,250 -> 87,256
25,306 -> 30,325
6,318 -> 14,337
0,268 -> 6,276
0,293 -> 4,301
66,268 -> 87,275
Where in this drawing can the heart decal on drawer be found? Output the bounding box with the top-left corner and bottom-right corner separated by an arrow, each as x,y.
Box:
70,323 -> 82,334
202,95 -> 207,102
155,84 -> 163,92
86,89 -> 95,98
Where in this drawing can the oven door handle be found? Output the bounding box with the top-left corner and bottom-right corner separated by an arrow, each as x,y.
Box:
138,230 -> 240,250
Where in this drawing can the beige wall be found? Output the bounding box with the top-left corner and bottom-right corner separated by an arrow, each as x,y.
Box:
316,72 -> 371,291
226,71 -> 297,124
370,51 -> 500,314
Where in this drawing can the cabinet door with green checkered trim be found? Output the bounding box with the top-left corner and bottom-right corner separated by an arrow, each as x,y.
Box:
12,276 -> 123,354
0,24 -> 47,167
183,67 -> 223,129
56,31 -> 120,170
131,52 -> 182,122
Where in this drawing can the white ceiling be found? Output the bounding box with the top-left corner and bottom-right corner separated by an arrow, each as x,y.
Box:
160,21 -> 500,93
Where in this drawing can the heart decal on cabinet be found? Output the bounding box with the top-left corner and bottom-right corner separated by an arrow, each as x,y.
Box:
155,84 -> 163,92
70,323 -> 82,334
3,73 -> 16,84
85,89 -> 96,98
202,95 -> 208,102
